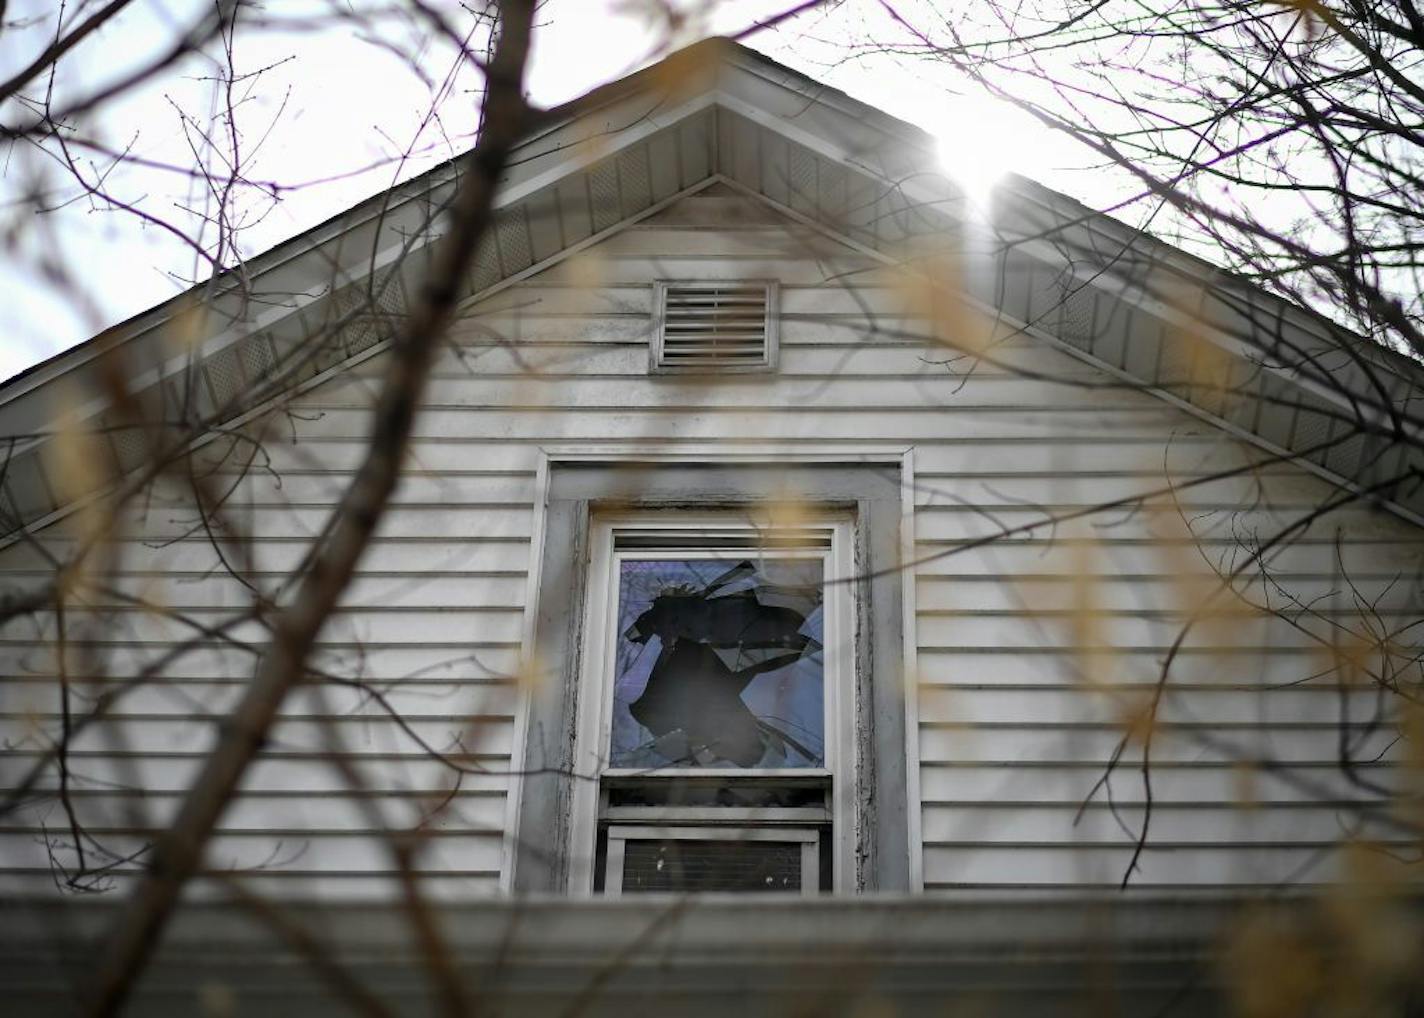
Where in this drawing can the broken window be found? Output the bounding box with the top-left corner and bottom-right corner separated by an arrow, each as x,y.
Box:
611,558 -> 825,769
568,516 -> 856,896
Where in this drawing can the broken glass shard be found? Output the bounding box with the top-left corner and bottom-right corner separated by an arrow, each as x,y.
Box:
610,558 -> 824,769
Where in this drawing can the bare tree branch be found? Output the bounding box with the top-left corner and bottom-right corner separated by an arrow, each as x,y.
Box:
80,3 -> 536,1012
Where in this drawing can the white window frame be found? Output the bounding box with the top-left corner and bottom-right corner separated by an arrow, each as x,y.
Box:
604,826 -> 820,896
568,512 -> 856,894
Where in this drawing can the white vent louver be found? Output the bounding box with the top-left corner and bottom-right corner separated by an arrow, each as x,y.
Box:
604,826 -> 819,895
652,281 -> 779,372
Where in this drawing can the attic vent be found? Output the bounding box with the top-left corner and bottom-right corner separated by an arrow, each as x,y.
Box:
652,281 -> 778,372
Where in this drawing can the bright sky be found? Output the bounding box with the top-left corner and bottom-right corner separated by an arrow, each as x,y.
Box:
0,0 -> 1093,385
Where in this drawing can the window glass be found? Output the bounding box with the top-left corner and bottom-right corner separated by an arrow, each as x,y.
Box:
610,557 -> 824,768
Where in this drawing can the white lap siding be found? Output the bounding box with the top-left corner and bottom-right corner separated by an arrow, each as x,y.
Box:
2,184 -> 1419,900
0,456 -> 529,902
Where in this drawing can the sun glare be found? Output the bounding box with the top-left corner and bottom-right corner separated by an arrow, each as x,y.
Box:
934,92 -> 1041,212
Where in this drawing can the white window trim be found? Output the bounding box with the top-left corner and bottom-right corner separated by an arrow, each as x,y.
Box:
604,826 -> 820,896
568,512 -> 856,895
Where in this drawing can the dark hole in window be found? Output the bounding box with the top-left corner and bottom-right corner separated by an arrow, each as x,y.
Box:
613,558 -> 825,769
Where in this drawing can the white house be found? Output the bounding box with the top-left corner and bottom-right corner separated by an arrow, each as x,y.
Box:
1,38 -> 1421,1016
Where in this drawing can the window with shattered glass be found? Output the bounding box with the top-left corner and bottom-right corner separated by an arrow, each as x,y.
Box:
570,518 -> 854,896
611,557 -> 825,770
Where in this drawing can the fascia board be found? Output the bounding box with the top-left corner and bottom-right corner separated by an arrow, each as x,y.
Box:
719,55 -> 1424,442
0,40 -> 733,405
711,60 -> 964,217
995,189 -> 1420,382
1001,174 -> 1420,379
0,96 -> 724,438
0,165 -> 448,399
978,206 -> 1421,438
705,175 -> 1424,528
0,177 -> 453,438
726,34 -> 1404,378
718,43 -> 943,153
487,91 -> 720,210
0,177 -> 724,549
0,42 -> 726,414
720,42 -> 1424,406
5,34 -> 1419,479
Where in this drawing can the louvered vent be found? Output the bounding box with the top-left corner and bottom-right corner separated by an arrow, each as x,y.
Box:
621,838 -> 803,893
605,826 -> 819,895
652,281 -> 778,372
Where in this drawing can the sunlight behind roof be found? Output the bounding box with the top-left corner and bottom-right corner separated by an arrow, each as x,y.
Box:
933,91 -> 1043,212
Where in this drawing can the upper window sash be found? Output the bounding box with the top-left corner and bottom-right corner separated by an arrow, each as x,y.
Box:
605,549 -> 829,772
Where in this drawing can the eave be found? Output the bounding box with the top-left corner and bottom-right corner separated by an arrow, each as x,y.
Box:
2,894 -> 1240,1015
2,37 -> 1422,539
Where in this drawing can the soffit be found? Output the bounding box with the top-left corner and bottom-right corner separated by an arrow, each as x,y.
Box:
3,40 -> 1423,537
